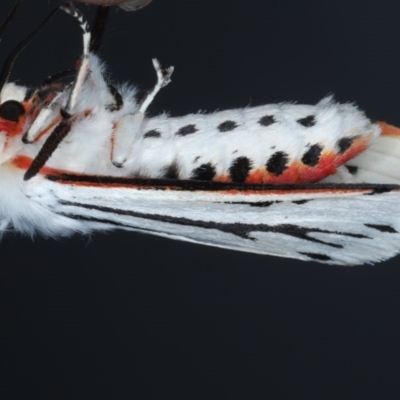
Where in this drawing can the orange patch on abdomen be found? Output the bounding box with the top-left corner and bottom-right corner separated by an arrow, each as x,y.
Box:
12,155 -> 67,176
377,121 -> 400,137
233,134 -> 373,184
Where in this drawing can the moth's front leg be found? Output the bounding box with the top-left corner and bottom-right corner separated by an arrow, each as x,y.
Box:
111,59 -> 174,168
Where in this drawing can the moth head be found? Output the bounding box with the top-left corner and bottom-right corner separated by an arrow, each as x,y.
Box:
0,82 -> 28,163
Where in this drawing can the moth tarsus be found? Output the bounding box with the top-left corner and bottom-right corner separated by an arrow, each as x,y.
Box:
0,2 -> 399,266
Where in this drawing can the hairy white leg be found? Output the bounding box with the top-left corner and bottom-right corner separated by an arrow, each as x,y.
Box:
24,91 -> 64,143
111,58 -> 174,167
60,4 -> 91,113
139,59 -> 174,114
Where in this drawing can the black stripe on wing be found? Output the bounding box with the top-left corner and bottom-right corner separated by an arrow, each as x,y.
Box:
59,201 -> 371,249
46,174 -> 400,194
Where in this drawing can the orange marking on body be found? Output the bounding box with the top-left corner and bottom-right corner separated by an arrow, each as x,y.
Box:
246,169 -> 265,184
214,174 -> 231,183
12,155 -> 68,176
229,132 -> 374,185
261,164 -> 300,184
0,119 -> 24,138
0,100 -> 38,138
298,152 -> 337,183
377,121 -> 400,137
220,188 -> 372,196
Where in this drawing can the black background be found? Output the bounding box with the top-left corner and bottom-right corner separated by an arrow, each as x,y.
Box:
1,0 -> 400,398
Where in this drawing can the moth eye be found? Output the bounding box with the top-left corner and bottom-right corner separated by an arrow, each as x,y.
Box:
0,100 -> 25,122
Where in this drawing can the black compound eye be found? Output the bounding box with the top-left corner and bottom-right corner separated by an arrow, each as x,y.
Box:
0,100 -> 25,122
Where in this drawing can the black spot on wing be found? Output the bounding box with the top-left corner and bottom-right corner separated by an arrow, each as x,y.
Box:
299,252 -> 332,261
266,151 -> 289,176
176,124 -> 198,136
301,144 -> 323,167
144,129 -> 161,138
365,187 -> 395,195
229,157 -> 252,183
297,115 -> 316,127
337,137 -> 357,154
364,224 -> 398,233
191,163 -> 216,181
61,201 -> 369,251
345,165 -> 358,175
218,120 -> 238,132
249,201 -> 276,207
258,115 -> 276,127
163,162 -> 180,179
221,201 -> 278,207
292,200 -> 309,205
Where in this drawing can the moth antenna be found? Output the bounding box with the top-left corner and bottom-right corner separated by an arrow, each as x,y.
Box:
0,0 -> 21,41
41,69 -> 77,87
0,6 -> 58,93
90,5 -> 109,54
60,2 -> 91,113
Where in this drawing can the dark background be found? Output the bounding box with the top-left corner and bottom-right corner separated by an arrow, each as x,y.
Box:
1,0 -> 400,398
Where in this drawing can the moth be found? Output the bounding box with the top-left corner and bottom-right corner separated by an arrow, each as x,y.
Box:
0,1 -> 399,266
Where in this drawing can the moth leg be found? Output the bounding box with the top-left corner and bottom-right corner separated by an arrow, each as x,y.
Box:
111,59 -> 174,167
23,91 -> 64,144
139,59 -> 174,114
24,67 -> 79,143
24,5 -> 92,180
24,114 -> 72,181
59,3 -> 91,113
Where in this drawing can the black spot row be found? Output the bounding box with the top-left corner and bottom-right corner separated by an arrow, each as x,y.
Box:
162,140 -> 334,183
168,112 -> 319,139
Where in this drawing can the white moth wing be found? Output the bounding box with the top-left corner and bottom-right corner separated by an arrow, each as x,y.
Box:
25,175 -> 400,266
